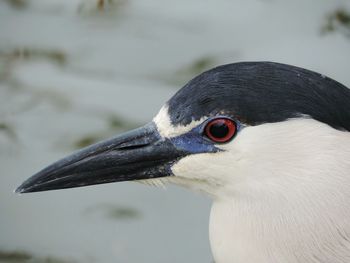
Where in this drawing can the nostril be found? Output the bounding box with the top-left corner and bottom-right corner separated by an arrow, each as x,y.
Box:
117,142 -> 151,151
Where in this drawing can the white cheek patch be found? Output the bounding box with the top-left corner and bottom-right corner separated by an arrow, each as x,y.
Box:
153,105 -> 207,138
170,150 -> 234,197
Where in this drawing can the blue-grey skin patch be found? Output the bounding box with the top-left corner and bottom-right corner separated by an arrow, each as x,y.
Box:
170,117 -> 244,154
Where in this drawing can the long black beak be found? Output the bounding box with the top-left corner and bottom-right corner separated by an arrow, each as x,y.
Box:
16,123 -> 186,193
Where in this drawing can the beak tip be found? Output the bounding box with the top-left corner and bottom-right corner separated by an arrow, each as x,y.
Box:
15,180 -> 37,194
14,184 -> 28,194
14,186 -> 24,194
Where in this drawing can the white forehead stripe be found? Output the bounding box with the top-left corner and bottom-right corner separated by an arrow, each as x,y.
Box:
153,105 -> 207,138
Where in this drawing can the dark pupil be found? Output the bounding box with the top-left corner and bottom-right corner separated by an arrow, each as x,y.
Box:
210,122 -> 229,138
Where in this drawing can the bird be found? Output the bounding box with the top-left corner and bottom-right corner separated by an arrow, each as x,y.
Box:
16,62 -> 350,263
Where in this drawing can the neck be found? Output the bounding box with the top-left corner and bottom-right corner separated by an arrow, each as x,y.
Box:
209,119 -> 350,263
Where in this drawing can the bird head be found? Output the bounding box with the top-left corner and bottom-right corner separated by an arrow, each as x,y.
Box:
16,62 -> 350,200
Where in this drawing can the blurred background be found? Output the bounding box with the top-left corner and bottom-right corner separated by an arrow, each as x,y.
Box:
1,0 -> 350,262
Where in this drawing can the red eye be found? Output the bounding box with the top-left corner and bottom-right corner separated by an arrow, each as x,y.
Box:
205,118 -> 237,143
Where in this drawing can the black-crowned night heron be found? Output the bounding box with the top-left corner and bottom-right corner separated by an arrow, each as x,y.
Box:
16,62 -> 350,263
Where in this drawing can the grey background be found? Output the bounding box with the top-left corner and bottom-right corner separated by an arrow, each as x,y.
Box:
1,0 -> 350,262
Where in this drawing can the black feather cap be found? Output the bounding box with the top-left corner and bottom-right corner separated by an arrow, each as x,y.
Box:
167,62 -> 350,131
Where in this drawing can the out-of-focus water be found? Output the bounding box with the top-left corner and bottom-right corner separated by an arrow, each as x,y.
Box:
0,0 -> 350,262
